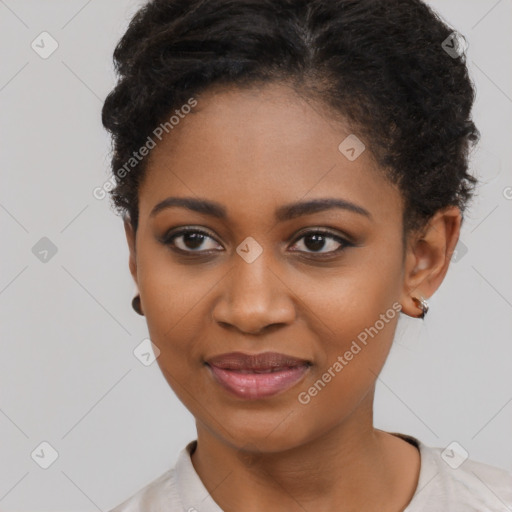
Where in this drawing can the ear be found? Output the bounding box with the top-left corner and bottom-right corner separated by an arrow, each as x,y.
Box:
400,206 -> 461,318
124,215 -> 138,286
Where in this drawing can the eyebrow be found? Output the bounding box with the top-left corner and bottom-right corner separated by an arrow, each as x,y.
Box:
149,196 -> 371,221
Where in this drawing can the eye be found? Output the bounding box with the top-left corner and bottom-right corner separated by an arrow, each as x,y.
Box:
289,229 -> 352,255
162,228 -> 223,254
161,227 -> 352,257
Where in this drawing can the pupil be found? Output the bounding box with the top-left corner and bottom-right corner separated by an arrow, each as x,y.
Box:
305,234 -> 325,251
184,233 -> 204,249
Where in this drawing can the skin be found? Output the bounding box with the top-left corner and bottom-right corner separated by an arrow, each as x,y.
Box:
124,82 -> 461,511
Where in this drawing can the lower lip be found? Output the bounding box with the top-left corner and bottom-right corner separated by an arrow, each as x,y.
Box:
206,364 -> 310,400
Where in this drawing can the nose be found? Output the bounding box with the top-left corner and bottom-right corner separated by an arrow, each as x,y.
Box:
212,252 -> 296,335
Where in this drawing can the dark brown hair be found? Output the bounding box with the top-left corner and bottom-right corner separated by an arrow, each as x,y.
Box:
102,0 -> 479,235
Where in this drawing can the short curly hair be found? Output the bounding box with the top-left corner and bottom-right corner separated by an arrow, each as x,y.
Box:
101,0 -> 479,235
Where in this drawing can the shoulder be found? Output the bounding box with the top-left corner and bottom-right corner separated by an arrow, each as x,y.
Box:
107,440 -> 202,512
408,439 -> 512,512
107,467 -> 183,512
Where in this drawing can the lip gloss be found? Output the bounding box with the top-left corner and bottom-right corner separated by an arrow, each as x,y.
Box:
207,364 -> 310,399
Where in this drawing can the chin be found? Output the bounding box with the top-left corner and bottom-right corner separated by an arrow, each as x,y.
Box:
209,408 -> 317,454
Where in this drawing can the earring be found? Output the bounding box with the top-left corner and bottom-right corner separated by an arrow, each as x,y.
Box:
412,296 -> 429,319
131,294 -> 144,316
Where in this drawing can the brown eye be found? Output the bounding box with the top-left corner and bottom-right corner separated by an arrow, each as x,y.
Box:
163,229 -> 223,253
289,230 -> 351,255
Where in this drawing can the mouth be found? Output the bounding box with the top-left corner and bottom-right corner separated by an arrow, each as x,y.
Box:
205,351 -> 311,400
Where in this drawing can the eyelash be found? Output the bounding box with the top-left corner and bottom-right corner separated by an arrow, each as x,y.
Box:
161,227 -> 353,258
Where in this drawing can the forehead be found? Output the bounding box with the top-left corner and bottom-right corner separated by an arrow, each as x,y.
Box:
138,83 -> 402,227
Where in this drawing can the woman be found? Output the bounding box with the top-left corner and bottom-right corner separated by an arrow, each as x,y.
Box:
102,0 -> 512,510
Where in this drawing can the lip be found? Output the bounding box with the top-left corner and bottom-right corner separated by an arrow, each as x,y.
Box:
205,351 -> 311,400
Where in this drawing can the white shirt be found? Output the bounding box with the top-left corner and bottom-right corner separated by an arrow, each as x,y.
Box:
109,433 -> 512,511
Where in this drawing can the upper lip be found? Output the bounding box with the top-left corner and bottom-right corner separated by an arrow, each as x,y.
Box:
205,351 -> 311,371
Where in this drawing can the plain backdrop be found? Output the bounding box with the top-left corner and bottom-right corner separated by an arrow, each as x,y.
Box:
0,0 -> 511,509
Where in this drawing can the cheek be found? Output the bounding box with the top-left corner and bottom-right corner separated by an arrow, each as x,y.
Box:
296,233 -> 403,342
294,241 -> 403,404
291,295 -> 401,440
136,244 -> 213,364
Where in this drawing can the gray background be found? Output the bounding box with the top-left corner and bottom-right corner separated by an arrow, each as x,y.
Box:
0,0 -> 511,509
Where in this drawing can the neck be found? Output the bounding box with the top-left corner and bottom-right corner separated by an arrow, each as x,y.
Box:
190,390 -> 420,512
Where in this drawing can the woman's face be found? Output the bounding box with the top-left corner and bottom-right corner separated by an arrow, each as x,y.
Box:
129,82 -> 409,452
